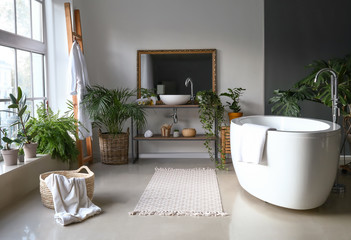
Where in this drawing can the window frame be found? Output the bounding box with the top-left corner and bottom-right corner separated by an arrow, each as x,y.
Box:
0,0 -> 47,157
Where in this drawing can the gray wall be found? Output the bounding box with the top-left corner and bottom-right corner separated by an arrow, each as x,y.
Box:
72,0 -> 264,158
264,0 -> 351,121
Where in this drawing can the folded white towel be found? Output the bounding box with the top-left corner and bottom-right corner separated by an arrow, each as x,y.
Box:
45,173 -> 101,226
232,123 -> 274,164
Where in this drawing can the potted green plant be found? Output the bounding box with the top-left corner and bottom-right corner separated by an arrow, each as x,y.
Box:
173,129 -> 180,137
0,128 -> 21,166
269,54 -> 351,117
26,102 -> 80,163
220,87 -> 246,121
196,90 -> 226,169
139,88 -> 158,105
18,147 -> 24,162
7,87 -> 37,158
82,85 -> 146,164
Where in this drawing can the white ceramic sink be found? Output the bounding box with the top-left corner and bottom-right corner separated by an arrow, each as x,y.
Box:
160,95 -> 190,105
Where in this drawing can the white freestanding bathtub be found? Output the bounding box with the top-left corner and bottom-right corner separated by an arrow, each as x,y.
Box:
230,115 -> 341,210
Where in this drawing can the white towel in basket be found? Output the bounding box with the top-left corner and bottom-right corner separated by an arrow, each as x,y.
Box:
45,173 -> 101,226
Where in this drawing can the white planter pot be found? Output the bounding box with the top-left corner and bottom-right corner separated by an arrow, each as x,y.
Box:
1,149 -> 19,166
23,143 -> 38,158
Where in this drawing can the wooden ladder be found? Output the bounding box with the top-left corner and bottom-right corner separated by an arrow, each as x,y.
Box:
64,2 -> 93,166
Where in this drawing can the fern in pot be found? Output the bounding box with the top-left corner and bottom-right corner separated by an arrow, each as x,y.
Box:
27,102 -> 79,164
82,85 -> 146,164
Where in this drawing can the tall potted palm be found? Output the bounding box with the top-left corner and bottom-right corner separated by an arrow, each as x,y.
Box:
82,85 -> 146,164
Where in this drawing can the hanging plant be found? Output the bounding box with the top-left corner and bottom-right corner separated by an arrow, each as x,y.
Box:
196,90 -> 226,169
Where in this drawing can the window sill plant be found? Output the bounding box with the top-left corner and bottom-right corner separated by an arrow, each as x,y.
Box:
0,128 -> 21,166
7,87 -> 37,158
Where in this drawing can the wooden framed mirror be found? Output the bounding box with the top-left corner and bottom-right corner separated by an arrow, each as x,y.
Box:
137,49 -> 217,98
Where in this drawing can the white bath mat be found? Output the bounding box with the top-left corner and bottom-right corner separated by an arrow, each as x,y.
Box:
129,168 -> 228,216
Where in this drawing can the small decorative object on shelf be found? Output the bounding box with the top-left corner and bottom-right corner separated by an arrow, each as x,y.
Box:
144,130 -> 153,138
182,128 -> 196,137
173,129 -> 180,137
161,124 -> 172,137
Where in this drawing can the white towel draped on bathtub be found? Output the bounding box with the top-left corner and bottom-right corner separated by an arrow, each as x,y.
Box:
45,173 -> 101,226
232,123 -> 275,164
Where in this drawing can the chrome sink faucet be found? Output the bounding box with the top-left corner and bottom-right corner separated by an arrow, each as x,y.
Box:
314,68 -> 338,123
185,77 -> 194,102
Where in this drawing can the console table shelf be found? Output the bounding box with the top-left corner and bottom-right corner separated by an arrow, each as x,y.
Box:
133,134 -> 215,141
131,105 -> 218,163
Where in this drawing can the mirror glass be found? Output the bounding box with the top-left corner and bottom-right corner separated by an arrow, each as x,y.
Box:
137,49 -> 216,98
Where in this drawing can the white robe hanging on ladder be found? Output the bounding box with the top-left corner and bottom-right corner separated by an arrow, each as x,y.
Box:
68,41 -> 92,140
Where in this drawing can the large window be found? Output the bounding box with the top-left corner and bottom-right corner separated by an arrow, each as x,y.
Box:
0,0 -> 46,154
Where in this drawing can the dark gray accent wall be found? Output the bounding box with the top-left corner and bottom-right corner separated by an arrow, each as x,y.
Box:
264,0 -> 351,121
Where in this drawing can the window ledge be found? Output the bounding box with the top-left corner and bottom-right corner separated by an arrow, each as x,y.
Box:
0,154 -> 49,176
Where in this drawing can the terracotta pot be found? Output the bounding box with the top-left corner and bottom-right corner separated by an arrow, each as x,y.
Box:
228,112 -> 243,122
1,149 -> 19,166
23,143 -> 38,158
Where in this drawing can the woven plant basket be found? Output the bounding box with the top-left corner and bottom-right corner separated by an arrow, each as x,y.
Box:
39,166 -> 95,209
98,128 -> 129,164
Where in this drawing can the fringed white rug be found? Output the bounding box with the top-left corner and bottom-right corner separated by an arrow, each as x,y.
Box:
129,168 -> 228,216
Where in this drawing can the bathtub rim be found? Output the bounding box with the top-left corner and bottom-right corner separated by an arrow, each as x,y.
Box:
231,115 -> 340,134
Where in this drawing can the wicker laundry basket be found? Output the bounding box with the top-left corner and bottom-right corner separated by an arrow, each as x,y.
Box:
98,128 -> 129,164
39,166 -> 95,209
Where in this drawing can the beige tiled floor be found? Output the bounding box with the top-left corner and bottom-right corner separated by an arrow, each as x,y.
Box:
1,158 -> 351,240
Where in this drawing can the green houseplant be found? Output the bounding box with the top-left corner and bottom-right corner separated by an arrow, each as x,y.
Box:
82,85 -> 146,164
220,87 -> 246,121
137,88 -> 158,105
269,54 -> 351,117
196,90 -> 226,169
7,87 -> 37,158
27,102 -> 80,164
0,128 -> 21,165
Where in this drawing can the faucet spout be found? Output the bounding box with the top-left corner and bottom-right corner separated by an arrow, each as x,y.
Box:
171,108 -> 178,124
314,68 -> 338,123
185,77 -> 194,103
